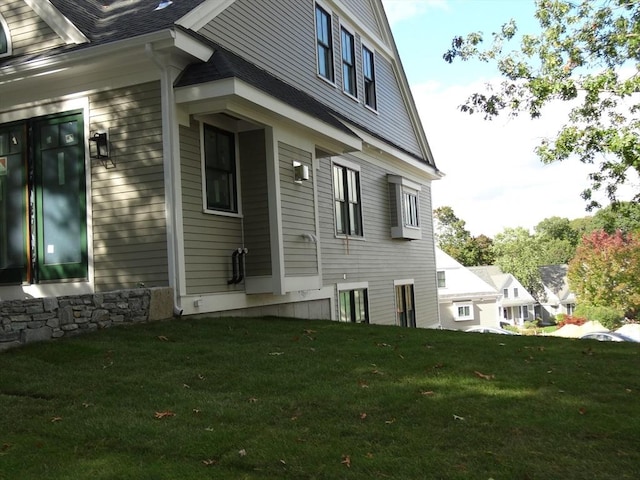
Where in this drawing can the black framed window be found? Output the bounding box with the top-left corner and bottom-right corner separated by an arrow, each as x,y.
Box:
315,4 -> 334,82
362,46 -> 377,109
203,124 -> 237,213
396,283 -> 416,328
339,288 -> 369,323
341,28 -> 356,97
333,163 -> 362,236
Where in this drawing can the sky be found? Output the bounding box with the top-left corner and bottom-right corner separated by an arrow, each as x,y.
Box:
380,0 -> 638,237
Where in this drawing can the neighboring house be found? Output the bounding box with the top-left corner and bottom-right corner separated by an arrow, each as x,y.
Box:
537,265 -> 576,323
468,266 -> 536,327
435,248 -> 501,330
0,0 -> 442,327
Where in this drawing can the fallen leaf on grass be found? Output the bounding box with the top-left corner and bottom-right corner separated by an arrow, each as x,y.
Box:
51,417 -> 63,423
366,452 -> 374,459
205,427 -> 215,432
1,443 -> 12,452
341,454 -> 351,467
202,459 -> 217,466
269,351 -> 284,356
358,380 -> 369,388
474,371 -> 495,380
579,407 -> 587,415
183,383 -> 190,389
453,414 -> 465,421
421,390 -> 435,396
82,402 -> 93,408
192,408 -> 201,414
238,448 -> 247,457
360,413 -> 367,420
154,411 -> 175,419
248,397 -> 258,403
198,374 -> 206,381
385,418 -> 396,424
157,336 -> 169,341
280,459 -> 287,465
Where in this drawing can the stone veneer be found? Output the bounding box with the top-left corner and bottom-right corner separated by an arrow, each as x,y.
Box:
0,287 -> 174,351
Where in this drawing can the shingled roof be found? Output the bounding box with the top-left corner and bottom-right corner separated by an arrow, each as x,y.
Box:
49,0 -> 207,44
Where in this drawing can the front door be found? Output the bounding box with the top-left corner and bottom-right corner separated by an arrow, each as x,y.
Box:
0,111 -> 87,284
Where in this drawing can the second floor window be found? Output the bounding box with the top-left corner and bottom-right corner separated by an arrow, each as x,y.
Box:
514,288 -> 519,298
341,27 -> 356,97
315,4 -> 334,82
362,46 -> 377,109
503,288 -> 508,298
333,162 -> 362,236
437,271 -> 446,288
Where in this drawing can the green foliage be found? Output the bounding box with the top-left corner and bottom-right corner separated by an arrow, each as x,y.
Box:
433,206 -> 495,266
590,201 -> 640,234
568,229 -> 640,318
574,303 -> 625,330
444,0 -> 640,209
492,227 -> 544,296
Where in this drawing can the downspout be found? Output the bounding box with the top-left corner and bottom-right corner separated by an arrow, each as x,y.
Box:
145,42 -> 184,316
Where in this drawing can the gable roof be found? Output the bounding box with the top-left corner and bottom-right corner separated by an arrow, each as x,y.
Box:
539,264 -> 574,303
435,249 -> 499,301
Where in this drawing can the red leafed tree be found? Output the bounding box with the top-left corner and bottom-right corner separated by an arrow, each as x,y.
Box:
568,230 -> 640,319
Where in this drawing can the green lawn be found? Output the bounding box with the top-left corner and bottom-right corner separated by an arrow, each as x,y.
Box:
1,316 -> 639,479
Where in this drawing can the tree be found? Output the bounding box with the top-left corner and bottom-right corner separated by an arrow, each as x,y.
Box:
534,216 -> 580,264
492,227 -> 544,297
590,201 -> 640,233
568,229 -> 640,319
444,0 -> 640,209
433,206 -> 494,265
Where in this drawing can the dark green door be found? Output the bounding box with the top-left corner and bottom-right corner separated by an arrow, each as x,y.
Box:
0,125 -> 28,284
0,111 -> 87,284
34,113 -> 87,281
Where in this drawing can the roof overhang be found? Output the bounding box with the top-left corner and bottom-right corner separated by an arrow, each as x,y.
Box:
175,77 -> 362,153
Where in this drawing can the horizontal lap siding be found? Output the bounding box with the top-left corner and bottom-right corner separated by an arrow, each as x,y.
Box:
318,154 -> 437,327
180,120 -> 243,294
340,0 -> 381,37
198,0 -> 423,159
239,130 -> 271,277
0,1 -> 66,57
90,82 -> 169,290
279,143 -> 318,276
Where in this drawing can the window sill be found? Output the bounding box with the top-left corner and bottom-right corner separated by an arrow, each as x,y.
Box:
317,74 -> 337,88
203,208 -> 243,219
335,233 -> 366,241
342,90 -> 360,103
391,225 -> 421,240
364,104 -> 379,115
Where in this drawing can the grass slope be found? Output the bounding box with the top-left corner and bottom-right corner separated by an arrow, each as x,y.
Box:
1,317 -> 639,479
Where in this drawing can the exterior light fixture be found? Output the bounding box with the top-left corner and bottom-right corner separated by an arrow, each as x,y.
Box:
89,131 -> 114,168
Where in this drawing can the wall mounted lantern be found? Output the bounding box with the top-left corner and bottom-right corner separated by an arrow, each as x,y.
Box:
293,161 -> 310,183
89,131 -> 114,168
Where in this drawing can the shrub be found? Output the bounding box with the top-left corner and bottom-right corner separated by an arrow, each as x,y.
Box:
574,304 -> 624,330
555,313 -> 567,324
557,315 -> 587,328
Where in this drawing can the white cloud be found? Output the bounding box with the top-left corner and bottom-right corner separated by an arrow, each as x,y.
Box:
413,80 -> 605,237
381,0 -> 449,26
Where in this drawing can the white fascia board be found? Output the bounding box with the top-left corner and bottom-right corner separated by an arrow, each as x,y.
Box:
348,125 -> 442,180
174,29 -> 215,62
175,78 -> 362,151
25,0 -> 88,45
330,0 -> 393,59
176,0 -> 237,31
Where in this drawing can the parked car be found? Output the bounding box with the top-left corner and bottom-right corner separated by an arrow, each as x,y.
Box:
579,332 -> 638,342
465,326 -> 517,335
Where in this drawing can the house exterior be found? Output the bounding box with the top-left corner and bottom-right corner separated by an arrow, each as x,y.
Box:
0,0 -> 442,331
468,265 -> 536,327
537,264 -> 576,323
435,248 -> 501,330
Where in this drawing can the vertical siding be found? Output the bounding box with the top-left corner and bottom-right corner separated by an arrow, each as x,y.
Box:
0,0 -> 66,57
180,119 -> 243,294
90,82 -> 169,290
317,153 -> 438,327
279,142 -> 318,276
240,129 -> 271,277
198,0 -> 423,158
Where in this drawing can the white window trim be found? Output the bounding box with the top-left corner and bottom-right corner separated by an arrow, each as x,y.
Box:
199,120 -> 243,218
454,302 -> 474,321
314,1 -> 337,87
361,40 -> 378,113
388,175 -> 421,240
0,14 -> 12,58
339,21 -> 359,102
337,281 -> 369,323
331,156 -> 365,239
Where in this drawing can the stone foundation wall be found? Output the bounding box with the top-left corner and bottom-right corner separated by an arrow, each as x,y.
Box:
0,287 -> 174,352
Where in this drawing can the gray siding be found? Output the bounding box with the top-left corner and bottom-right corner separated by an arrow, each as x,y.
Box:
180,119 -> 243,294
317,154 -> 438,327
198,0 -> 422,158
90,82 -> 169,290
0,0 -> 66,57
240,129 -> 271,277
279,142 -> 318,277
341,0 -> 381,37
